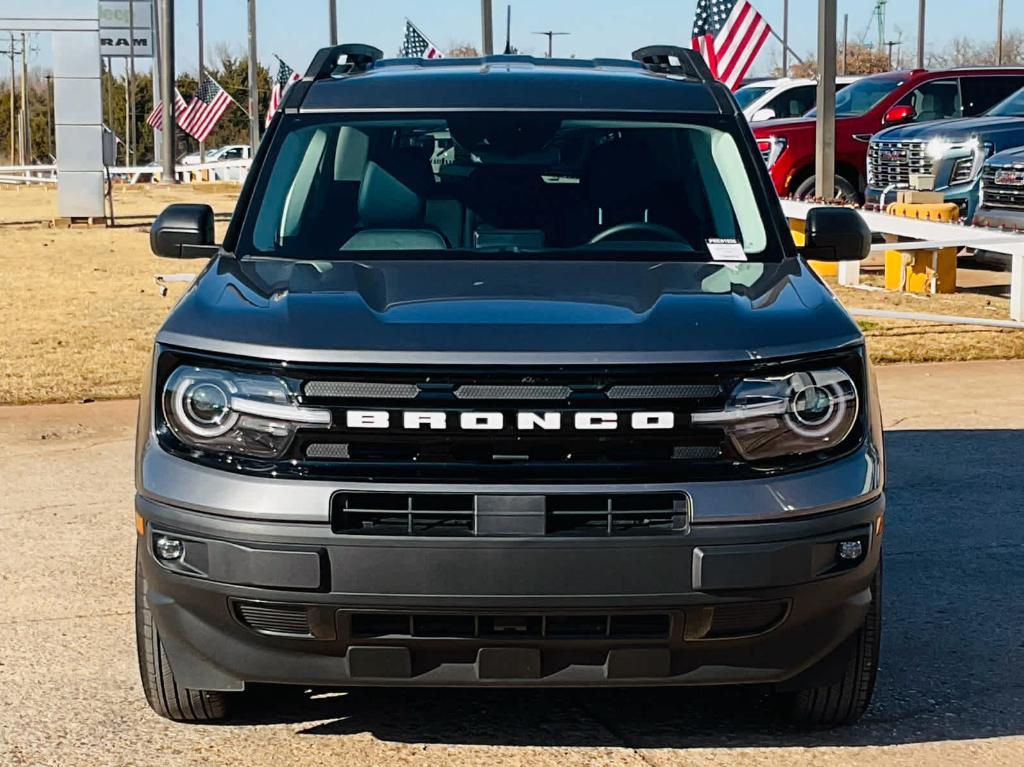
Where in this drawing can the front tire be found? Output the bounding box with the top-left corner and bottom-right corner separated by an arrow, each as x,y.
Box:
793,174 -> 860,204
136,549 -> 229,722
784,564 -> 882,727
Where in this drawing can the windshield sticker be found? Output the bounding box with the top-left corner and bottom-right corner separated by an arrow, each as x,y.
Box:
706,238 -> 747,262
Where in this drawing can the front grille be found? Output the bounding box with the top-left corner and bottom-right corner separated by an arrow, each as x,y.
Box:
330,491 -> 691,537
348,612 -> 671,640
293,366 -> 732,482
982,164 -> 1024,209
868,140 -> 932,187
235,602 -> 313,637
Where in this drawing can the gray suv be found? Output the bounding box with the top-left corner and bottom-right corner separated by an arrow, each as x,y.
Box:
136,45 -> 883,726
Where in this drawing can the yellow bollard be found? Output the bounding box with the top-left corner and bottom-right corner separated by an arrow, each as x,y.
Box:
790,218 -> 838,277
883,202 -> 960,294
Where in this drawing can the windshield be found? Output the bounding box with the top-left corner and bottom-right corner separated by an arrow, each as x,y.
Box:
807,76 -> 904,117
734,85 -> 772,109
987,86 -> 1024,116
239,114 -> 770,260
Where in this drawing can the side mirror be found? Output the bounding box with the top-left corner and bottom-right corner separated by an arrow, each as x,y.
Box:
150,203 -> 217,258
803,207 -> 871,262
882,104 -> 916,126
751,107 -> 776,121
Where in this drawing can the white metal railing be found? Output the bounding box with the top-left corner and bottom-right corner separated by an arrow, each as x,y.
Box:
0,159 -> 251,185
781,199 -> 1024,324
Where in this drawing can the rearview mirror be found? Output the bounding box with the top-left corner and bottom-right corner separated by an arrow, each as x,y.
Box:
150,203 -> 217,258
882,104 -> 916,126
803,207 -> 871,262
751,107 -> 776,121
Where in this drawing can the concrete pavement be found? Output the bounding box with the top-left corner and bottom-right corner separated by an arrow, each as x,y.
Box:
1,360 -> 1023,766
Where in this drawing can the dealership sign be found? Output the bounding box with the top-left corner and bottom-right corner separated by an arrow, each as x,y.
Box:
99,1 -> 153,58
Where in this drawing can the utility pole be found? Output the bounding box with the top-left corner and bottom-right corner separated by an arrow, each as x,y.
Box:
159,0 -> 177,182
781,0 -> 789,76
44,73 -> 52,158
20,32 -> 29,164
481,0 -> 494,55
815,0 -> 837,201
997,0 -> 1005,65
197,0 -> 205,164
533,30 -> 569,58
247,0 -> 259,153
885,39 -> 902,70
6,34 -> 15,164
917,0 -> 925,69
841,13 -> 849,76
328,0 -> 337,45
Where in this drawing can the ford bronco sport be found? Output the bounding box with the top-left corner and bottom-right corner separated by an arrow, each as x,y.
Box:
136,45 -> 883,726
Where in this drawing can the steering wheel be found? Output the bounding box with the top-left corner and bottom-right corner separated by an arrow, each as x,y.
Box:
587,222 -> 687,245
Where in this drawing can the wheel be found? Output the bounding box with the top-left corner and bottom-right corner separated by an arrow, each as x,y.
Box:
793,174 -> 860,204
783,564 -> 881,727
136,548 -> 229,722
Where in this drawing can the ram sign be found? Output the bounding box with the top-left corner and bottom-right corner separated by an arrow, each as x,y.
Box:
99,1 -> 153,58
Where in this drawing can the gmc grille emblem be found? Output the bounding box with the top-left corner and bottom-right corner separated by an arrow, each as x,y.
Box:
878,149 -> 907,163
994,169 -> 1024,186
344,410 -> 676,431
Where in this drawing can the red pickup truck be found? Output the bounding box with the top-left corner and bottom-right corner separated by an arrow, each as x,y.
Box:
752,67 -> 1024,201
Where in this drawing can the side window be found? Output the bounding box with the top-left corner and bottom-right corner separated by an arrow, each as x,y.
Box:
898,79 -> 962,122
961,76 -> 1024,115
765,85 -> 817,118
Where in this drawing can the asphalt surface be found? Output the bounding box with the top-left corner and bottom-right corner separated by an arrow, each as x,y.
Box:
2,360 -> 1023,766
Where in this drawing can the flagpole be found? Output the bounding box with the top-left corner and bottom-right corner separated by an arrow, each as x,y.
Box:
197,0 -> 204,163
246,0 -> 260,154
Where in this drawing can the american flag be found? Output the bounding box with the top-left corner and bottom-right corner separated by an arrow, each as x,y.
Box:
179,75 -> 234,142
145,89 -> 188,130
692,0 -> 772,90
401,19 -> 443,59
265,58 -> 302,128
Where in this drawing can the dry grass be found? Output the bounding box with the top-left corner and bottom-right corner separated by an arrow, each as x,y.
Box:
0,185 -> 238,405
0,185 -> 1022,405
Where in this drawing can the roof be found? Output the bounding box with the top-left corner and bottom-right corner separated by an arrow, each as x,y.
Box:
296,54 -> 726,114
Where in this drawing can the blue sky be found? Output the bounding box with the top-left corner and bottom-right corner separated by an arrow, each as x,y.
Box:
6,0 -> 1022,77
169,0 -> 1020,74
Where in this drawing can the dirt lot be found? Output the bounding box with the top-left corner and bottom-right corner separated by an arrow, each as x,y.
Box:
2,360 -> 1023,766
1,185 -> 1023,405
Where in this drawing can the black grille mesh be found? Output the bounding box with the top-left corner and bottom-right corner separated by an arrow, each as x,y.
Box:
304,381 -> 419,399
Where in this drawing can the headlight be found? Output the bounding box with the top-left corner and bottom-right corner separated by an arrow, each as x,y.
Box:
926,138 -> 952,160
691,368 -> 858,461
162,366 -> 331,458
756,136 -> 787,169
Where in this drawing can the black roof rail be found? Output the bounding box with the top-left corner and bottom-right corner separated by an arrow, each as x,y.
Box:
303,43 -> 383,80
631,46 -> 715,84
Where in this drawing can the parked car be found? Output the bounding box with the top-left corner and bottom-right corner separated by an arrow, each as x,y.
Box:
971,144 -> 1024,268
180,144 -> 251,165
865,85 -> 1024,218
137,44 -> 882,727
735,76 -> 860,123
753,67 -> 1024,202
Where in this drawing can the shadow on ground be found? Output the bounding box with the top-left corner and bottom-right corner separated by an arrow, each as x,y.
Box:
229,429 -> 1024,749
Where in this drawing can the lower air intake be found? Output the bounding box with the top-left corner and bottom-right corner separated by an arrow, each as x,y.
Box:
235,602 -> 313,637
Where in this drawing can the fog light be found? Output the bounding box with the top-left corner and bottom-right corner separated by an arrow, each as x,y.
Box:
155,535 -> 184,561
837,540 -> 863,561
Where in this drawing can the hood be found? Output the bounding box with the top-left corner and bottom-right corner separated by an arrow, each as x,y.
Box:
989,143 -> 1024,165
157,256 -> 862,365
875,115 -> 1024,142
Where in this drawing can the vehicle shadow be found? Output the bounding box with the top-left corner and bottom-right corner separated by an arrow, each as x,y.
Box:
231,429 -> 1024,749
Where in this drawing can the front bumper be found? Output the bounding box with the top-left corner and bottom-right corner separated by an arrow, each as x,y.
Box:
137,492 -> 884,691
865,181 -> 979,219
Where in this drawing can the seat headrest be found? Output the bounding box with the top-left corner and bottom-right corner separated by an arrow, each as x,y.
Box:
584,139 -> 657,211
357,161 -> 425,229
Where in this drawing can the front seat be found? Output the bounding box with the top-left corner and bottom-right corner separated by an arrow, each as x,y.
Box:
340,161 -> 448,251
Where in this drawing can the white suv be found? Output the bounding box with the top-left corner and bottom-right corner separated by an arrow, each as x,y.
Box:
736,76 -> 860,122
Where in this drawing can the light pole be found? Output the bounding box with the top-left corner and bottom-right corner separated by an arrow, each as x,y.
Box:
997,0 -> 1005,65
815,0 -> 837,200
197,0 -> 204,164
481,0 -> 494,55
917,0 -> 926,69
328,0 -> 337,45
247,0 -> 259,153
782,0 -> 789,75
159,0 -> 177,182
